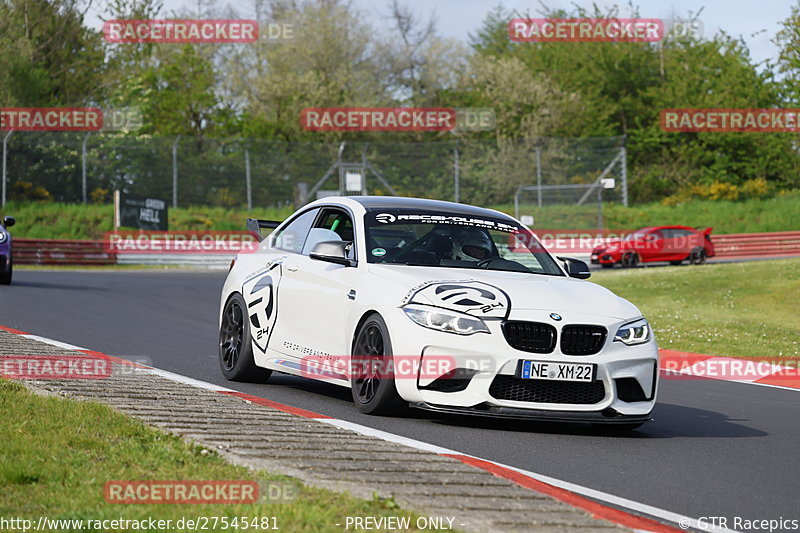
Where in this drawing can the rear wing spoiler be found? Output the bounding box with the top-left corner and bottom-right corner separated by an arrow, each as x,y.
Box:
247,218 -> 282,242
698,227 -> 713,237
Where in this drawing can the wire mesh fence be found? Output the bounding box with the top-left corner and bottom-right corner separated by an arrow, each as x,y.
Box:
2,133 -> 626,229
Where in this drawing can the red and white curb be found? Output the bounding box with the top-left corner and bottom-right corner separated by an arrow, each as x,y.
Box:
659,349 -> 800,391
2,324 -> 757,533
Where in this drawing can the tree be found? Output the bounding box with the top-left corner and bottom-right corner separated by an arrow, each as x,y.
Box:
0,0 -> 106,106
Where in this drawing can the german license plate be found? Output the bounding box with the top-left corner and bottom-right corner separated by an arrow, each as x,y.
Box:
520,360 -> 596,382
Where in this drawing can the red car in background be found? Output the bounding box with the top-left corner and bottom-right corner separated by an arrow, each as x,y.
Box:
591,226 -> 715,268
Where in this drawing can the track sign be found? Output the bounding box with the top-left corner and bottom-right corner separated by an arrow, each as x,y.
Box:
114,191 -> 168,230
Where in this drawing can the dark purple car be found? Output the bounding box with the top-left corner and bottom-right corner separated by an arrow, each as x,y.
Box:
1,216 -> 15,285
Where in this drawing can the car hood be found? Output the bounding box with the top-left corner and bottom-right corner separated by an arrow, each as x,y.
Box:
366,264 -> 640,320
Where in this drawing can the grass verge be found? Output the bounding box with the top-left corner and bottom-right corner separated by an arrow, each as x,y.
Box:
0,380 -> 439,532
591,258 -> 800,359
4,192 -> 799,240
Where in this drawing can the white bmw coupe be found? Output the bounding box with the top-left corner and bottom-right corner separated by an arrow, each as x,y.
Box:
218,196 -> 658,428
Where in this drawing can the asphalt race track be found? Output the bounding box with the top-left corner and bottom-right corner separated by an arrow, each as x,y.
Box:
2,269 -> 798,527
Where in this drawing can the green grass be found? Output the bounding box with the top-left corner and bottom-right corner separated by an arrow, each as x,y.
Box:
4,192 -> 799,240
591,258 -> 800,359
2,202 -> 295,240
0,380 -> 441,532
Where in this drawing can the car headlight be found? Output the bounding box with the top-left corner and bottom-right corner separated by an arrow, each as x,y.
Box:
614,318 -> 651,345
0,232 -> 6,244
402,304 -> 490,335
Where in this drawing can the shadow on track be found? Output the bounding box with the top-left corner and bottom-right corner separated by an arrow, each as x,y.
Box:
250,373 -> 769,438
428,402 -> 768,439
7,280 -> 107,292
268,373 -> 353,403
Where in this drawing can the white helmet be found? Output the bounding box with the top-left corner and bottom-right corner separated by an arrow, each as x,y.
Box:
452,229 -> 493,260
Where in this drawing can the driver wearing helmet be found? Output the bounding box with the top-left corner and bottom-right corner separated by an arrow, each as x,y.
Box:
451,228 -> 495,261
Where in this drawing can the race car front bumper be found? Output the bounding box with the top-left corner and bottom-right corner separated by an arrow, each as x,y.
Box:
387,307 -> 659,420
410,402 -> 652,424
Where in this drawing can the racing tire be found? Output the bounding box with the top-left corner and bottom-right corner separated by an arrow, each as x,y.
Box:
0,256 -> 11,285
689,248 -> 707,265
351,313 -> 405,415
218,293 -> 272,382
621,252 -> 639,268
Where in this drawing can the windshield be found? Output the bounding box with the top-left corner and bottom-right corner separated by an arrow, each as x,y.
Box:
624,230 -> 648,242
364,210 -> 564,276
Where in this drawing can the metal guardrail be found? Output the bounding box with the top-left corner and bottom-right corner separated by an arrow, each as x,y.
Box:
13,239 -> 116,266
116,253 -> 232,268
711,231 -> 800,259
11,231 -> 800,267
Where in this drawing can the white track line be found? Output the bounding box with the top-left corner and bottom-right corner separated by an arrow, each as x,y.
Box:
499,463 -> 738,533
22,334 -> 86,351
320,419 -> 735,532
319,418 -> 456,454
21,333 -> 236,392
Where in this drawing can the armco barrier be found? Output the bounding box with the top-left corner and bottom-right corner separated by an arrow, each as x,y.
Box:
116,253 -> 232,268
711,231 -> 800,259
13,239 -> 116,266
11,231 -> 800,267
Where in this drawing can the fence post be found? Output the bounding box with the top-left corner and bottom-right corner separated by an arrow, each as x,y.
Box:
597,187 -> 603,232
2,130 -> 13,207
621,136 -> 628,207
172,135 -> 181,208
245,148 -> 252,210
535,138 -> 542,208
453,143 -> 460,203
82,132 -> 92,204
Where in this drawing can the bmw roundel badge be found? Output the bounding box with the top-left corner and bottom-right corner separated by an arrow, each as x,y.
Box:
549,313 -> 562,321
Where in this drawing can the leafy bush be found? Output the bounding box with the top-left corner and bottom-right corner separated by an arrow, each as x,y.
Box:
89,188 -> 110,204
662,178 -> 773,206
12,181 -> 52,202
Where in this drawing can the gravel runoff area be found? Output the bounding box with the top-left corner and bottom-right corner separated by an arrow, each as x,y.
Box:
1,330 -> 628,533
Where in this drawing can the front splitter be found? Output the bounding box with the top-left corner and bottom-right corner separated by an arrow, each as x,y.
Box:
410,401 -> 652,424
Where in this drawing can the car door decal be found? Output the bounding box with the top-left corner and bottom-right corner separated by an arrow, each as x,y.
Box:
242,258 -> 284,353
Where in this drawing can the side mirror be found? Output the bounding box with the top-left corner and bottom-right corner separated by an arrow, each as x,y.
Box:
557,256 -> 591,279
309,241 -> 356,267
2,216 -> 14,228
